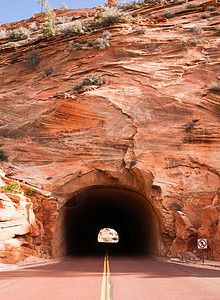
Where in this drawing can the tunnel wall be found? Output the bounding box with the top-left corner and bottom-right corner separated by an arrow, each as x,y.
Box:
53,184 -> 162,257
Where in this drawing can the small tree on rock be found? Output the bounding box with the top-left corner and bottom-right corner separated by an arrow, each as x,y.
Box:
60,2 -> 68,9
38,0 -> 48,13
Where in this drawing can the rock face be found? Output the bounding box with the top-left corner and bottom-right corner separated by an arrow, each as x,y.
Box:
170,211 -> 197,257
0,171 -> 48,262
0,1 -> 220,262
197,190 -> 220,260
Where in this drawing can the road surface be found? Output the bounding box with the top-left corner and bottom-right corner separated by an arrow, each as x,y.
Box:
0,255 -> 220,300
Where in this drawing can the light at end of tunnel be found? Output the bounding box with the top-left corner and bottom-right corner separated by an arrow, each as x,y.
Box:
98,228 -> 119,243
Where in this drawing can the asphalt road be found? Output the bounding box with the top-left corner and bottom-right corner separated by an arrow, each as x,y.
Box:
0,255 -> 220,300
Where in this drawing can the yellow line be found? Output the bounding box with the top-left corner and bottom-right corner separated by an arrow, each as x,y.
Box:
101,253 -> 107,300
107,253 -> 110,277
106,253 -> 111,300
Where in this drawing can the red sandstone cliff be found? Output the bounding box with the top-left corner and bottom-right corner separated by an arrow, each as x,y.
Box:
0,1 -> 220,262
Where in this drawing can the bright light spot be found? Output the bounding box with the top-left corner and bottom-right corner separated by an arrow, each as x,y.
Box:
98,228 -> 119,243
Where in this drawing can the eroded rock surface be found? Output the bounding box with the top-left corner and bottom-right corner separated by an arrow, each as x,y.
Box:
0,1 -> 220,262
0,170 -> 54,262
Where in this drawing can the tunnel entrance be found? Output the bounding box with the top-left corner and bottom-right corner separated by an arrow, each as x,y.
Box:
54,186 -> 161,256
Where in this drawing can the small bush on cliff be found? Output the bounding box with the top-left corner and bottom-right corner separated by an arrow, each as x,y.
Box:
0,149 -> 8,161
121,0 -> 144,10
60,2 -> 68,10
59,21 -> 84,35
24,49 -> 41,71
0,42 -> 18,50
43,4 -> 56,23
9,27 -> 30,40
201,13 -> 210,19
25,187 -> 36,196
74,74 -> 105,90
68,41 -> 87,51
187,2 -> 199,8
0,29 -> 7,38
210,81 -> 220,92
83,75 -> 105,86
100,6 -> 132,26
191,25 -> 202,35
94,31 -> 111,50
38,0 -> 48,13
43,21 -> 55,36
55,16 -> 72,25
2,181 -> 22,194
133,26 -> 146,34
189,39 -> 201,45
163,11 -> 176,19
207,6 -> 216,12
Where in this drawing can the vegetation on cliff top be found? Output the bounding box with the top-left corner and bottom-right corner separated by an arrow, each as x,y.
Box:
2,182 -> 22,194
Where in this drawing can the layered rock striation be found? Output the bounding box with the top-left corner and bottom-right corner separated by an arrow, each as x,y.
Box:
0,0 -> 220,262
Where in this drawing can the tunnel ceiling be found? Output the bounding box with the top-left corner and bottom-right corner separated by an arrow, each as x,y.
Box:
58,186 -> 160,256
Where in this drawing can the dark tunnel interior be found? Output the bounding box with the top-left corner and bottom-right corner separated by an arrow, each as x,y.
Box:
61,186 -> 159,256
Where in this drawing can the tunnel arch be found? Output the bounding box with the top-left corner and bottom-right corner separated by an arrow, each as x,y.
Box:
53,185 -> 162,257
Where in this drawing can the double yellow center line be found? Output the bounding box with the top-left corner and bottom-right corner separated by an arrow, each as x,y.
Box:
101,252 -> 112,300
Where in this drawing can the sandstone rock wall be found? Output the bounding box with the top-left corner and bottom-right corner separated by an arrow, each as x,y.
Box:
0,1 -> 220,261
0,168 -> 55,263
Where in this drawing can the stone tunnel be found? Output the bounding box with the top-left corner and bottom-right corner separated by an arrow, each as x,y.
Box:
53,169 -> 162,257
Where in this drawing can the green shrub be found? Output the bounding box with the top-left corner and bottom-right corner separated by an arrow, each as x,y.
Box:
83,75 -> 106,86
0,42 -> 18,49
94,31 -> 111,50
59,21 -> 84,35
43,21 -> 55,36
9,27 -> 30,40
121,0 -> 145,10
191,25 -> 202,35
201,13 -> 210,19
24,49 -> 41,70
55,16 -> 72,25
74,74 -> 105,90
133,26 -> 146,34
43,4 -> 56,22
163,11 -> 176,19
68,41 -> 87,52
187,2 -> 199,8
25,187 -> 36,196
182,38 -> 188,46
189,39 -> 201,45
0,149 -> 8,161
2,182 -> 22,194
210,81 -> 220,92
100,6 -> 132,26
207,6 -> 216,12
